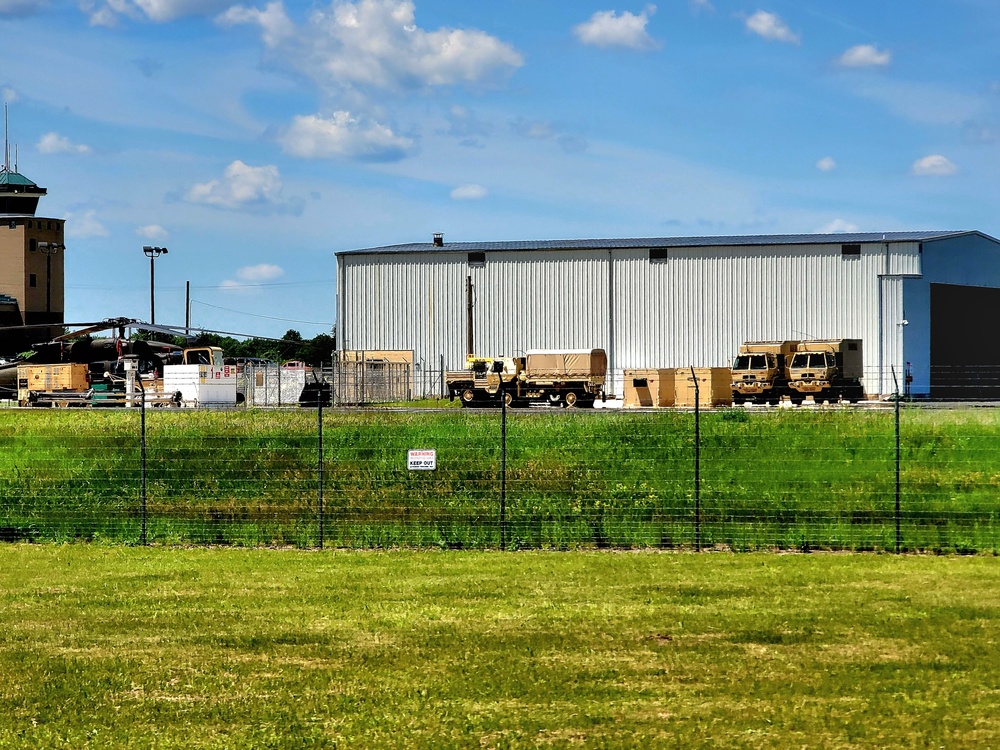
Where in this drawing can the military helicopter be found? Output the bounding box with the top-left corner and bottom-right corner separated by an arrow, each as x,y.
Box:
0,318 -> 187,397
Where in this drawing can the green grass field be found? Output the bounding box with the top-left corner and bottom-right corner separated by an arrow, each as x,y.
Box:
1,546 -> 998,748
1,406 -> 999,551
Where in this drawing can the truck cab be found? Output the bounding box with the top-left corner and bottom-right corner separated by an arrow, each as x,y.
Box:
730,341 -> 796,404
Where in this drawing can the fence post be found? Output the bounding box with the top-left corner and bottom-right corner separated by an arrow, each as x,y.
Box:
892,366 -> 901,554
496,362 -> 507,550
317,392 -> 324,549
137,376 -> 148,546
691,367 -> 701,552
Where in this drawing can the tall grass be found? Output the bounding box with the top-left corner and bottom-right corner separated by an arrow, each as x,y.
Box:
0,406 -> 998,551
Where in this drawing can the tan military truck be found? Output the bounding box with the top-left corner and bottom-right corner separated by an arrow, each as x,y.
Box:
786,339 -> 864,403
730,341 -> 798,405
446,349 -> 607,408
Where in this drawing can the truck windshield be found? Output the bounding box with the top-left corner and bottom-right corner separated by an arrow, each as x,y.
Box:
733,355 -> 768,370
791,353 -> 830,368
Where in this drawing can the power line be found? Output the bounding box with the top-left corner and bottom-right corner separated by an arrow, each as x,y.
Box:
190,299 -> 334,327
66,279 -> 335,292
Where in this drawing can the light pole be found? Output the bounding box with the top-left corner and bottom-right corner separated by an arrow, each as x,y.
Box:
142,246 -> 168,324
37,242 -> 64,318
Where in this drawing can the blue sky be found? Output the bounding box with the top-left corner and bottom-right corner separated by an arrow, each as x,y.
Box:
2,0 -> 998,339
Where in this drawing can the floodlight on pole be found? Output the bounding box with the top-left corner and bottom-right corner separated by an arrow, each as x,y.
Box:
142,246 -> 168,324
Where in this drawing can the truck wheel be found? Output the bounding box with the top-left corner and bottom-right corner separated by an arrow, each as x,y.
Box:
564,392 -> 579,408
461,388 -> 476,406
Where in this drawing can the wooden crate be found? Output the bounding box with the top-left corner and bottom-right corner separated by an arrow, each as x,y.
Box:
674,367 -> 732,407
623,368 -> 675,407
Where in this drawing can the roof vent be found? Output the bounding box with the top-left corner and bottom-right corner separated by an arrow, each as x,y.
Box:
432,233 -> 444,247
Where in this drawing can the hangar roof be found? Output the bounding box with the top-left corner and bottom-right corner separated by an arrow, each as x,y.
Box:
339,230 -> 999,257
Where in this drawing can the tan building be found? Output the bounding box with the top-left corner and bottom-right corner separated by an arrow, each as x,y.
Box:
0,167 -> 65,348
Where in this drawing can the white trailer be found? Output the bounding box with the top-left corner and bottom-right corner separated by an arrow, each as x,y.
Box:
163,363 -> 238,407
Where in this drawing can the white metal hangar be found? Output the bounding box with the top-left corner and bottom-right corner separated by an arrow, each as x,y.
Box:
335,230 -> 1000,399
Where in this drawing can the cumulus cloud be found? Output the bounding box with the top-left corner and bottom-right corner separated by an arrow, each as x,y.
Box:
911,154 -> 958,176
220,264 -> 285,293
37,132 -> 92,155
816,156 -> 836,172
573,5 -> 659,51
220,0 -> 523,93
279,111 -> 415,160
82,0 -> 229,25
186,160 -> 287,210
65,209 -> 109,239
838,44 -> 891,68
136,224 -> 168,240
450,184 -> 487,200
817,218 -> 860,234
745,10 -> 799,44
217,1 -> 295,47
237,263 -> 284,282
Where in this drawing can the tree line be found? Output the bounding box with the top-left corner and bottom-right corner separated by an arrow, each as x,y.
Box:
176,329 -> 336,367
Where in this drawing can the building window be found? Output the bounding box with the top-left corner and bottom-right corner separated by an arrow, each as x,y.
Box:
649,248 -> 669,263
29,239 -> 37,252
47,221 -> 53,230
29,274 -> 37,288
27,220 -> 33,229
841,244 -> 861,257
468,252 -> 486,266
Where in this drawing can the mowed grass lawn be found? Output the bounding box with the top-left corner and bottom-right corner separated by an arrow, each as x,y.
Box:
1,547 -> 998,749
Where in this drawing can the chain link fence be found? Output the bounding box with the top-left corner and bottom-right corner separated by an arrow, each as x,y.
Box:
1,397 -> 999,552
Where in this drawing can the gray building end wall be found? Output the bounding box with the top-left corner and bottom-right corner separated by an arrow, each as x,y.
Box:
902,233 -> 1000,396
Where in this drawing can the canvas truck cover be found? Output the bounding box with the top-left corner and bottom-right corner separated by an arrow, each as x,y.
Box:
525,349 -> 608,378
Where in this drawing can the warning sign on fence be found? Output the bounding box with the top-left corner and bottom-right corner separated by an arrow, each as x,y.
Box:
407,449 -> 437,471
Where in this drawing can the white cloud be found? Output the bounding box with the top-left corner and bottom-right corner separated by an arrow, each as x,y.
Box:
65,209 -> 109,239
280,111 -> 415,160
745,10 -> 799,44
37,132 -> 92,155
911,154 -> 958,176
1,87 -> 17,103
217,2 -> 295,47
220,0 -> 523,93
220,265 -> 284,292
136,224 -> 168,240
817,218 -> 859,233
816,156 -> 836,172
838,44 -> 890,68
573,5 -> 659,51
83,0 -> 229,25
450,184 -> 487,200
187,160 -> 286,209
237,263 -> 284,282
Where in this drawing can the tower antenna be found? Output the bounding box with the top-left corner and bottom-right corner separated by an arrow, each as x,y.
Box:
3,103 -> 9,172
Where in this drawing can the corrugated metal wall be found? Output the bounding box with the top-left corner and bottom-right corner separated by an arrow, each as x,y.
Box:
338,241 -> 921,397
